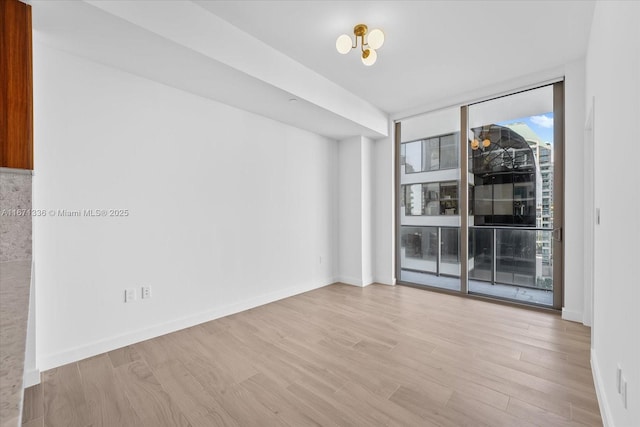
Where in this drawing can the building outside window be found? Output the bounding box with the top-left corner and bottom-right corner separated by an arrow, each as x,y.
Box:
402,133 -> 459,173
403,181 -> 459,216
400,122 -> 553,288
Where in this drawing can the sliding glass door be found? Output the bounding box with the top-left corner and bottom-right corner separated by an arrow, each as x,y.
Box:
396,83 -> 563,309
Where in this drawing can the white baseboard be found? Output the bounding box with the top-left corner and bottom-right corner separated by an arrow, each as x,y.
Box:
374,280 -> 394,286
336,276 -> 366,287
561,307 -> 583,323
337,276 -> 375,287
372,272 -> 395,286
38,279 -> 331,371
591,350 -> 614,427
23,368 -> 41,388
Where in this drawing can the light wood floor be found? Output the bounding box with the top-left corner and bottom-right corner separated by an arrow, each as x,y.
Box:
22,284 -> 602,426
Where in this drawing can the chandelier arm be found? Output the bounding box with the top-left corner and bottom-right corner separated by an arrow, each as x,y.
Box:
338,24 -> 381,65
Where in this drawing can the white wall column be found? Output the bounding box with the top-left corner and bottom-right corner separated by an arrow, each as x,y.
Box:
562,58 -> 587,324
338,136 -> 374,286
373,133 -> 395,286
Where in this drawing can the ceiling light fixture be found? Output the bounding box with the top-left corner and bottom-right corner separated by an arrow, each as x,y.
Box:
471,126 -> 492,151
336,24 -> 385,66
471,137 -> 492,151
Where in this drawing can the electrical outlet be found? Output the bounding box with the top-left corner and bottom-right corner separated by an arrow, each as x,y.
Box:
125,288 -> 136,303
141,286 -> 152,299
617,364 -> 622,393
621,376 -> 628,409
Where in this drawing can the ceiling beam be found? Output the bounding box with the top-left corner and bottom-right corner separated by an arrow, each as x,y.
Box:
85,0 -> 388,137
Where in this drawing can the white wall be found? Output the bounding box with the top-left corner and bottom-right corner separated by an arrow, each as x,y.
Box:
585,2 -> 640,425
562,58 -> 586,323
338,137 -> 363,285
33,44 -> 338,370
337,136 -> 375,286
361,137 -> 374,286
373,133 -> 394,285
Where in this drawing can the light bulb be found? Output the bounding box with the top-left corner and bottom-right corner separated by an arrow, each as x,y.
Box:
471,139 -> 479,150
367,28 -> 385,50
362,48 -> 377,66
482,138 -> 491,148
336,34 -> 352,54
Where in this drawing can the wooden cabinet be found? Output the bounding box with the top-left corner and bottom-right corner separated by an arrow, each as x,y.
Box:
1,0 -> 33,170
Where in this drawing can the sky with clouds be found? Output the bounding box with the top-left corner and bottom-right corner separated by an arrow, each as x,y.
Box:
499,112 -> 554,144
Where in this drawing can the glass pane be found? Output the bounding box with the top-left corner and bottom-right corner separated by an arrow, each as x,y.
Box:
538,230 -> 553,277
469,227 -> 493,282
493,183 -> 513,216
495,228 -> 536,286
400,226 -> 438,272
405,184 -> 423,216
399,106 -> 460,291
423,138 -> 440,171
474,185 -> 492,217
405,141 -> 421,173
441,227 -> 460,276
440,182 -> 458,215
440,134 -> 459,169
423,183 -> 439,215
467,85 -> 555,306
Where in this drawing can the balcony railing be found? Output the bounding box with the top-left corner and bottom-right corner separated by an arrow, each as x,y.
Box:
400,226 -> 553,291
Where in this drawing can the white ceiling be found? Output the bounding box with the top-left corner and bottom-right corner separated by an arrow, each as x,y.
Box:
197,1 -> 595,115
31,0 -> 595,139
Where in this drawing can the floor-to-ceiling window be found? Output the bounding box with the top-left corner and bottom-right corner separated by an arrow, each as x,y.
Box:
396,83 -> 563,309
398,107 -> 461,291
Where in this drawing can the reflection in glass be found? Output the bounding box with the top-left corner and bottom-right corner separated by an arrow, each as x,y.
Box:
441,227 -> 460,276
468,228 -> 553,289
423,183 -> 439,215
423,138 -> 439,171
469,227 -> 493,282
467,85 -> 556,306
495,228 -> 536,286
474,185 -> 492,216
494,183 -> 513,215
402,182 -> 459,216
400,226 -> 438,273
440,134 -> 458,169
